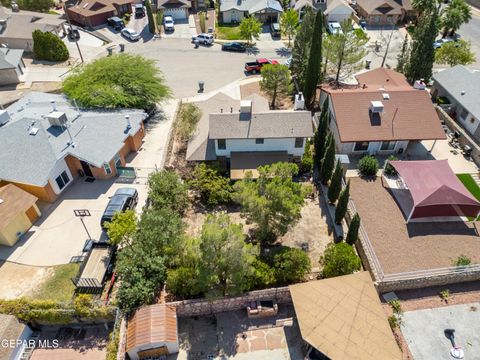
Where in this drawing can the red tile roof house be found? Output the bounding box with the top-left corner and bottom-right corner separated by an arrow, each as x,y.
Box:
319,68 -> 446,156
65,0 -> 133,28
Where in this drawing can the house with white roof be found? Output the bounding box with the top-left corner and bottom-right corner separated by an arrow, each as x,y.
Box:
0,92 -> 146,202
220,0 -> 283,24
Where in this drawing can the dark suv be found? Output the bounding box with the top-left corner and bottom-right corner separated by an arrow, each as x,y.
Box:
106,16 -> 125,31
101,188 -> 138,229
134,4 -> 145,17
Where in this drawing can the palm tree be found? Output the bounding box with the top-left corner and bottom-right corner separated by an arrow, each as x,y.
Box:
441,0 -> 472,37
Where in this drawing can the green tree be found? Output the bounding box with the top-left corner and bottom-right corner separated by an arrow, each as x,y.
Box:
260,64 -> 293,109
300,139 -> 313,173
328,160 -> 343,204
189,163 -> 233,207
320,242 -> 362,278
321,34 -> 336,79
435,40 -> 476,67
320,133 -> 335,185
291,7 -> 315,89
233,162 -> 307,243
63,54 -> 170,110
272,247 -> 311,284
335,180 -> 350,224
346,213 -> 360,245
147,170 -> 189,215
145,0 -> 155,33
198,214 -> 258,297
314,100 -> 329,166
329,20 -> 368,82
175,103 -> 202,140
303,10 -> 324,108
2,0 -> 54,12
405,6 -> 439,82
32,30 -> 69,62
248,259 -> 276,289
280,9 -> 298,47
239,17 -> 262,44
396,35 -> 410,73
104,210 -> 137,246
441,0 -> 471,37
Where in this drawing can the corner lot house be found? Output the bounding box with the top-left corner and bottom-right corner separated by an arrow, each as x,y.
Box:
0,6 -> 66,51
0,92 -> 146,203
0,47 -> 25,86
355,0 -> 415,25
220,0 -> 283,24
320,68 -> 446,155
65,0 -> 133,28
431,66 -> 480,141
0,184 -> 41,247
186,93 -> 314,179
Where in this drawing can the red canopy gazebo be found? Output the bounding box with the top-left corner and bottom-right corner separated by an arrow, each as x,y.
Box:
389,160 -> 480,222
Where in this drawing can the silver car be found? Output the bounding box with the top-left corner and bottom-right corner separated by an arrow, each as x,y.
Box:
121,28 -> 141,41
192,33 -> 214,45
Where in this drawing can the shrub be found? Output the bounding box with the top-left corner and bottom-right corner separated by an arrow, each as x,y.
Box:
320,242 -> 361,278
335,180 -> 350,224
32,30 -> 69,62
199,12 -> 206,33
345,213 -> 360,245
147,170 -> 189,215
358,155 -> 379,177
189,163 -> 232,207
453,254 -> 471,266
2,0 -> 54,12
156,10 -> 164,32
300,139 -> 313,173
439,289 -> 450,303
122,12 -> 131,23
328,160 -> 342,204
389,299 -> 403,315
271,247 -> 311,284
384,155 -> 398,176
175,103 -> 202,140
388,314 -> 402,329
248,259 -> 276,289
105,327 -> 120,360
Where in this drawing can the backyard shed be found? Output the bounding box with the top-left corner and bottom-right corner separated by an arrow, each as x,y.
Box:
290,272 -> 402,360
0,184 -> 41,246
389,160 -> 480,221
126,304 -> 179,360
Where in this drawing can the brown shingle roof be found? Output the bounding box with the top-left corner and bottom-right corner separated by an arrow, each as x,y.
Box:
67,0 -> 133,17
126,304 -> 178,352
290,272 -> 402,360
355,0 -> 412,15
0,184 -> 38,229
323,69 -> 446,143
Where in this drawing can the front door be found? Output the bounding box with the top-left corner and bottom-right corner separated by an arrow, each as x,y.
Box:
80,160 -> 94,177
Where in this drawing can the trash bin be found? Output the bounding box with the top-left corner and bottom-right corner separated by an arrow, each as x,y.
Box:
365,60 -> 371,69
194,39 -> 200,48
119,43 -> 125,52
107,47 -> 113,56
198,81 -> 205,92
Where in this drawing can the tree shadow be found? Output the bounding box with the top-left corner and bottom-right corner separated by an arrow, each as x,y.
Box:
275,47 -> 291,57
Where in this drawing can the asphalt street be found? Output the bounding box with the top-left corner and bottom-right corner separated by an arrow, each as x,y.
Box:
457,6 -> 480,69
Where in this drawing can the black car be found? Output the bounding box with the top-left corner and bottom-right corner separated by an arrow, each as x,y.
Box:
100,187 -> 138,229
270,22 -> 280,37
221,42 -> 246,52
134,4 -> 145,17
106,16 -> 125,31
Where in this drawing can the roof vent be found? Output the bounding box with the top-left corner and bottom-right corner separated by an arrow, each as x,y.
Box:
382,93 -> 390,100
29,127 -> 39,135
413,79 -> 426,90
461,90 -> 466,95
0,109 -> 10,126
369,101 -> 384,114
48,112 -> 68,127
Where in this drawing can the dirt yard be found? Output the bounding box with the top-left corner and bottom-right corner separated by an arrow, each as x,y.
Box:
240,81 -> 293,110
0,261 -> 54,299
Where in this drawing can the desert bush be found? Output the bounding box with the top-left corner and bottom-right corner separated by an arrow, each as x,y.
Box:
384,155 -> 398,176
453,254 -> 471,266
358,155 -> 379,176
32,30 -> 69,62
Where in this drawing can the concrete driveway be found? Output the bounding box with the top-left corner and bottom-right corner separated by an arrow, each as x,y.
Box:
0,99 -> 177,266
163,15 -> 197,39
401,303 -> 480,360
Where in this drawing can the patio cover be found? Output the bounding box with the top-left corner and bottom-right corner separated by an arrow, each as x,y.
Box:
230,151 -> 288,180
390,160 -> 480,221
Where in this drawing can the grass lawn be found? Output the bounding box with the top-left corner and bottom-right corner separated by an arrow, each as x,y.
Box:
31,263 -> 79,302
216,24 -> 244,40
457,173 -> 480,221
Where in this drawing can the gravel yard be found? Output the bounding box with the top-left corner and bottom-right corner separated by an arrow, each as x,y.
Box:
349,177 -> 480,274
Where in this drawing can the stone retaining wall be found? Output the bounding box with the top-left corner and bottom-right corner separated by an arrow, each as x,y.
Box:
170,287 -> 292,317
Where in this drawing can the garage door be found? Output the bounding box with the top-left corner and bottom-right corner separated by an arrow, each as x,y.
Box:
164,8 -> 187,20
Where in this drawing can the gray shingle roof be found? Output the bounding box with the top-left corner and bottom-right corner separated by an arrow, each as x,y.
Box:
0,92 -> 146,186
209,110 -> 313,139
0,48 -> 23,70
432,66 -> 480,121
220,0 -> 283,13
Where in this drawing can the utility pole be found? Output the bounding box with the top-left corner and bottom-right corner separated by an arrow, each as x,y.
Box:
63,4 -> 84,63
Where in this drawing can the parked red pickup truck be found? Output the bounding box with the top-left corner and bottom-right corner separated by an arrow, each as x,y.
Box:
244,58 -> 279,73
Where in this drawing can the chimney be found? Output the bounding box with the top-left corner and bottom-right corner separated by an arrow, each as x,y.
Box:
369,101 -> 384,114
240,100 -> 252,115
294,92 -> 305,110
50,99 -> 57,112
125,115 -> 131,130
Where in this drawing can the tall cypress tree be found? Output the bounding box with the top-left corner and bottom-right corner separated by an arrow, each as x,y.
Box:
291,8 -> 316,89
335,180 -> 350,224
303,10 -> 323,109
396,35 -> 410,74
146,0 -> 155,34
314,109 -> 328,166
328,160 -> 342,204
405,5 -> 439,82
320,133 -> 335,185
346,213 -> 360,245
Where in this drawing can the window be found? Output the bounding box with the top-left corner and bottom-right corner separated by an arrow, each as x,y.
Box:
295,138 -> 304,148
380,141 -> 396,151
354,141 -> 369,152
104,162 -> 112,175
55,171 -> 70,190
459,107 -> 469,120
114,153 -> 122,169
256,138 -> 264,144
217,139 -> 226,150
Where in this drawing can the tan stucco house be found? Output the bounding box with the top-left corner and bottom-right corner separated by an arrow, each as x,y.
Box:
0,184 -> 41,246
0,92 -> 147,203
